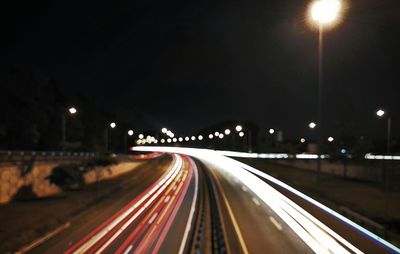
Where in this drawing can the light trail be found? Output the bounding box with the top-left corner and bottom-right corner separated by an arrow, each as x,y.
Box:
66,154 -> 184,254
133,146 -> 400,254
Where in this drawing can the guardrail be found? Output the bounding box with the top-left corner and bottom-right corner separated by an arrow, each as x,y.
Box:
0,150 -> 96,164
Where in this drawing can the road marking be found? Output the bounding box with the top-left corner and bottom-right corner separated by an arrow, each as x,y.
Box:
252,197 -> 260,206
16,222 -> 70,254
209,168 -> 249,254
123,245 -> 133,254
269,216 -> 282,231
148,213 -> 158,224
241,185 -> 247,192
178,158 -> 199,254
164,195 -> 170,203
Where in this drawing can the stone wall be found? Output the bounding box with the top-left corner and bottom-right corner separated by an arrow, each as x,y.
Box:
0,161 -> 142,204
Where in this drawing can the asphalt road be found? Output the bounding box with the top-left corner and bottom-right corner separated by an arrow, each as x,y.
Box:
27,150 -> 399,254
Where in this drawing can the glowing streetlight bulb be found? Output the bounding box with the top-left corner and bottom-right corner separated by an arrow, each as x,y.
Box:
310,0 -> 342,25
224,129 -> 231,135
219,134 -> 224,139
269,128 -> 275,134
173,138 -> 177,142
161,139 -> 165,143
328,136 -> 334,142
110,122 -> 116,128
235,125 -> 243,132
376,109 -> 385,117
178,137 -> 183,142
167,138 -> 172,143
138,134 -> 144,139
300,138 -> 306,143
214,131 -> 220,136
191,136 -> 196,141
185,137 -> 189,141
198,135 -> 203,140
309,122 -> 317,129
239,132 -> 244,137
161,128 -> 167,133
68,107 -> 77,114
209,134 -> 213,139
128,130 -> 134,136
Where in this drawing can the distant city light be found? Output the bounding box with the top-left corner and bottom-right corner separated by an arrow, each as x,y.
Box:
138,134 -> 144,139
235,125 -> 243,132
128,130 -> 134,136
185,137 -> 190,141
68,107 -> 77,114
215,131 -> 220,136
300,138 -> 306,143
191,136 -> 196,141
161,128 -> 167,133
224,129 -> 231,135
309,122 -> 316,129
198,135 -> 203,140
110,122 -> 116,128
209,134 -> 214,139
269,128 -> 275,134
328,136 -> 334,142
219,134 -> 224,139
239,132 -> 244,137
172,138 -> 177,142
161,139 -> 165,143
178,137 -> 183,142
167,138 -> 172,143
376,109 -> 385,117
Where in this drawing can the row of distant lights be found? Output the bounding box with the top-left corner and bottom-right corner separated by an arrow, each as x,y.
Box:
300,122 -> 334,144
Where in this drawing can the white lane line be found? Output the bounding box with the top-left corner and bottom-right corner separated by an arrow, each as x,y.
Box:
241,185 -> 248,192
252,197 -> 260,206
148,213 -> 158,224
269,216 -> 283,231
123,245 -> 133,254
178,158 -> 199,254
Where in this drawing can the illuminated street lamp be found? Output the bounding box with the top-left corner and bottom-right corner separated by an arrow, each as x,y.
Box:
239,132 -> 244,137
376,109 -> 392,154
235,125 -> 243,132
308,0 -> 343,181
269,128 -> 275,134
219,134 -> 224,139
198,135 -> 203,140
327,136 -> 334,142
191,136 -> 196,141
224,129 -> 231,135
161,128 -> 167,133
61,106 -> 78,150
214,131 -> 220,136
178,137 -> 183,142
124,129 -> 134,152
105,122 -> 117,152
110,122 -> 116,128
209,134 -> 214,139
309,122 -> 317,129
300,138 -> 306,143
185,137 -> 190,141
138,134 -> 144,139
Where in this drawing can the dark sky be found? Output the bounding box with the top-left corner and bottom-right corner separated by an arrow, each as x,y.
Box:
2,0 -> 400,140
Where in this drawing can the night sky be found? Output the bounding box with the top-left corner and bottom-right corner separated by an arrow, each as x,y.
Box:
2,0 -> 399,140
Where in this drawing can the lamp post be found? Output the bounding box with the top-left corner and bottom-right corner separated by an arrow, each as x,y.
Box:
376,109 -> 392,154
308,0 -> 342,181
124,129 -> 134,152
61,107 -> 77,150
105,122 -> 116,152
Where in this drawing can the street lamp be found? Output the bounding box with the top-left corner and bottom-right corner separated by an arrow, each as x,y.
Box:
309,122 -> 317,129
224,129 -> 231,135
209,134 -> 214,139
239,132 -> 244,137
61,106 -> 78,150
110,122 -> 116,128
376,109 -> 392,154
300,138 -> 306,143
124,130 -> 134,152
328,136 -> 334,142
308,0 -> 343,181
269,128 -> 275,134
105,122 -> 117,152
161,128 -> 167,133
235,125 -> 243,132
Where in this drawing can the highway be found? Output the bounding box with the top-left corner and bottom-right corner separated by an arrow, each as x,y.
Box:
30,148 -> 400,254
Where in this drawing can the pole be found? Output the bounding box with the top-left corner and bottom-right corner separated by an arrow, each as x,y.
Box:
387,117 -> 391,154
248,130 -> 252,153
61,113 -> 66,151
316,24 -> 324,182
105,128 -> 109,153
